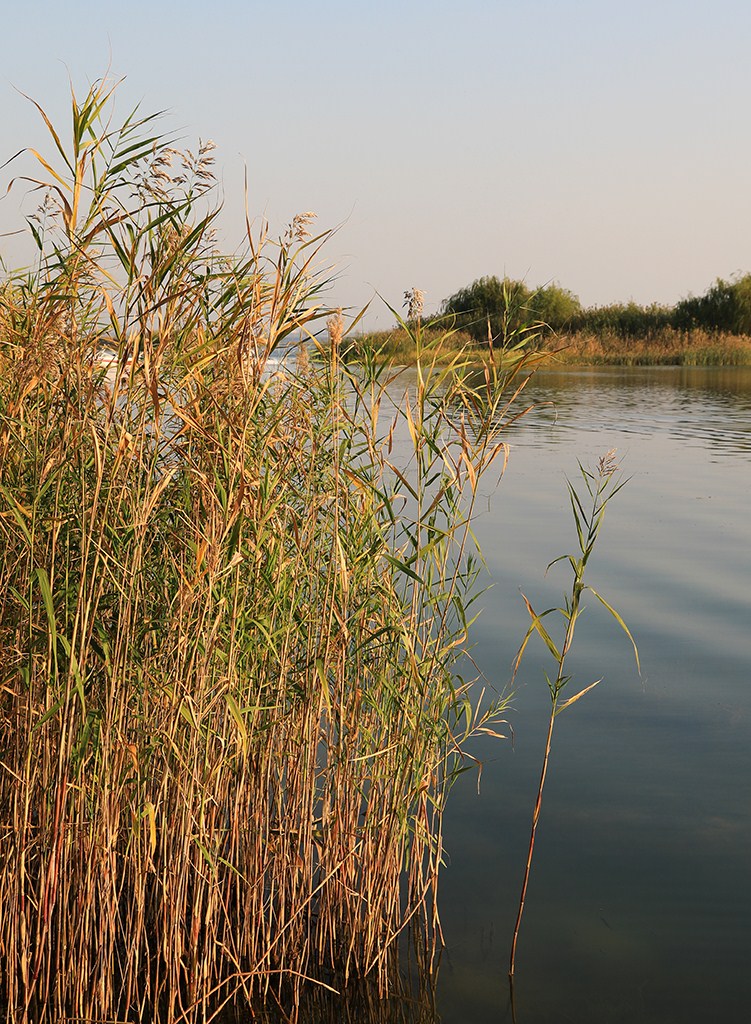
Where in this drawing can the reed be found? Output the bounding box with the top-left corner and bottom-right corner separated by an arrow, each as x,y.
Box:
0,78 -> 527,1022
343,327 -> 472,366
547,327 -> 751,365
507,452 -> 639,997
355,325 -> 751,368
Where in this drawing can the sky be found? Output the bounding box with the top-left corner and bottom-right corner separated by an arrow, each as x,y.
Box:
2,0 -> 751,328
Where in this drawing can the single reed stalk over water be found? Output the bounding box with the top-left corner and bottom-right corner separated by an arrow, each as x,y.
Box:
507,452 -> 639,992
0,76 -> 533,1023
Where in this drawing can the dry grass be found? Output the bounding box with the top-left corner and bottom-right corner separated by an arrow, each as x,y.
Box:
354,325 -> 751,367
349,327 -> 506,366
545,327 -> 751,365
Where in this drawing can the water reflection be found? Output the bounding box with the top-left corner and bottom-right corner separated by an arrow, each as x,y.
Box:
508,365 -> 751,458
225,963 -> 440,1024
433,364 -> 751,1024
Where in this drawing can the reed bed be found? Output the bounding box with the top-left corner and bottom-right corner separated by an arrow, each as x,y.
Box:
355,325 -> 751,367
0,80 -> 524,1022
547,327 -> 751,365
346,327 -> 483,366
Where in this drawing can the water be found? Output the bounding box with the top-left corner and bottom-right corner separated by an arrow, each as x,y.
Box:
434,366 -> 751,1023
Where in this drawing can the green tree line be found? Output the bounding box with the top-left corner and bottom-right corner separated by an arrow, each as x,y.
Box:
435,273 -> 751,344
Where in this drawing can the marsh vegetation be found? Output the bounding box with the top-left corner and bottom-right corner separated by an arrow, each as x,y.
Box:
4,71 -> 730,1024
353,274 -> 751,367
0,79 -> 540,1022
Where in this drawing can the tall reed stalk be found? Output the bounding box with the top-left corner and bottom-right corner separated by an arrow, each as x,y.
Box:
0,77 -> 530,1023
507,452 -> 639,992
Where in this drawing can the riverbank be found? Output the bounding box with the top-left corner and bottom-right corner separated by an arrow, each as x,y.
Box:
350,326 -> 751,367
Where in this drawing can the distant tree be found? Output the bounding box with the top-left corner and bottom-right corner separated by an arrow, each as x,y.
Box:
731,274 -> 751,333
532,283 -> 581,331
441,276 -> 520,345
569,301 -> 673,338
439,270 -> 751,344
674,273 -> 751,334
440,276 -> 580,346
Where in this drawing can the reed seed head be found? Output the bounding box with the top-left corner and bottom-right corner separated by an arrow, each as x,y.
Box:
598,448 -> 619,477
327,307 -> 344,350
290,210 -> 317,242
404,287 -> 425,321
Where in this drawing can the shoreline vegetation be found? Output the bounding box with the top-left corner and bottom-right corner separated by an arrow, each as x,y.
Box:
347,326 -> 751,368
0,71 -> 725,1024
349,273 -> 751,367
0,79 -> 528,1023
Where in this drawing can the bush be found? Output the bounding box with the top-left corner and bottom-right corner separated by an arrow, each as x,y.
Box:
440,275 -> 580,347
567,301 -> 674,339
674,273 -> 751,334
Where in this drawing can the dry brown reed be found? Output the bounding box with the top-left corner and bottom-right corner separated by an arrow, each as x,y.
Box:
348,327 -> 483,367
354,325 -> 751,368
547,327 -> 751,365
0,78 -> 526,1022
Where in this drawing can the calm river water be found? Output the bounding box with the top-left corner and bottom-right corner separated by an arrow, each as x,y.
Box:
434,365 -> 751,1023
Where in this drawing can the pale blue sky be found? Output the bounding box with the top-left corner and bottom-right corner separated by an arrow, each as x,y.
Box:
2,0 -> 751,327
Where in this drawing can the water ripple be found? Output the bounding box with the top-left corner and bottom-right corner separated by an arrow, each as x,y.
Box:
506,365 -> 751,458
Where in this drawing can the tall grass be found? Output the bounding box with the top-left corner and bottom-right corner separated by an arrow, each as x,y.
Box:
0,79 -> 527,1022
548,327 -> 751,365
352,324 -> 751,367
342,326 -> 480,366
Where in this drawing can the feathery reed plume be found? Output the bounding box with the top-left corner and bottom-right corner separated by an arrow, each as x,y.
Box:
289,210 -> 318,242
404,287 -> 425,322
295,339 -> 310,374
327,307 -> 344,349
